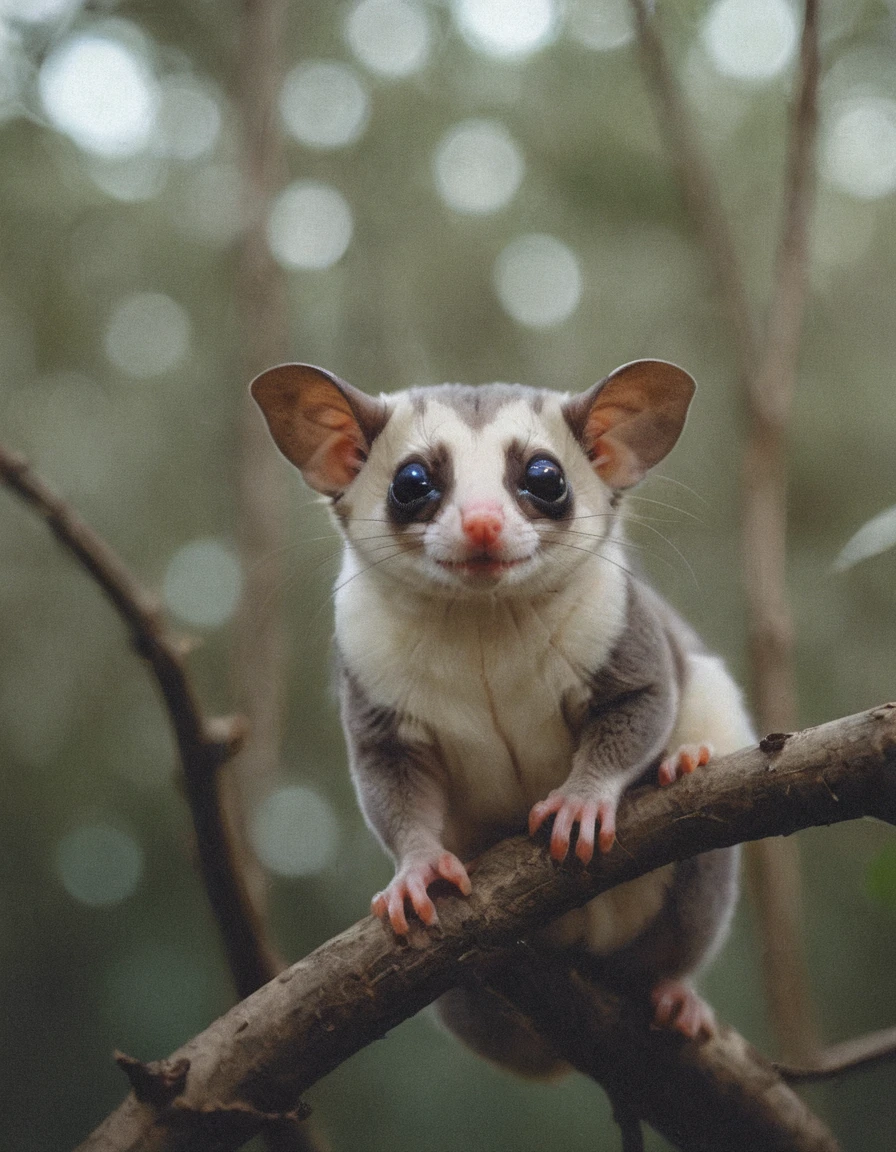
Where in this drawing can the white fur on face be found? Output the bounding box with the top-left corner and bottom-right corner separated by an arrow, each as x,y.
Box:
334,390 -> 624,602
332,385 -> 633,856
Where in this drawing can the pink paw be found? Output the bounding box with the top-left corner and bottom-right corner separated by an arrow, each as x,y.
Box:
528,790 -> 618,865
372,851 -> 471,936
658,742 -> 713,787
650,979 -> 716,1040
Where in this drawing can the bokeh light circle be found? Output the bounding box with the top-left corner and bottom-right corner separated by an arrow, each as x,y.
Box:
90,155 -> 167,203
267,181 -> 353,269
154,79 -> 221,161
104,292 -> 190,378
822,98 -> 896,201
0,0 -> 80,24
162,539 -> 244,629
567,0 -> 634,52
453,0 -> 559,59
250,785 -> 340,877
346,0 -> 432,78
280,60 -> 370,149
433,119 -> 524,214
56,824 -> 143,907
493,234 -> 583,328
701,0 -> 798,83
39,33 -> 159,157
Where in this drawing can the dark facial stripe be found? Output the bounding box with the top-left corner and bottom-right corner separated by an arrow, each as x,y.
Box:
385,442 -> 454,529
409,383 -> 546,431
504,440 -> 574,523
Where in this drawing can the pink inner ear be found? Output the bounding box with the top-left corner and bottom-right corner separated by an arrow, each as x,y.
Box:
591,435 -> 643,489
304,422 -> 366,494
586,406 -> 645,488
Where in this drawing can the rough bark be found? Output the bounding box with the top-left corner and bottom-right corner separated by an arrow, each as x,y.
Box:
78,703 -> 896,1152
484,955 -> 838,1152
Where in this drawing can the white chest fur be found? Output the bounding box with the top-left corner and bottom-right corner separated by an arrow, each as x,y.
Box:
337,553 -> 675,955
335,552 -> 628,853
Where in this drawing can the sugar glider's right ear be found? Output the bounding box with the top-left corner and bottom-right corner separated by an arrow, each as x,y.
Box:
250,364 -> 390,496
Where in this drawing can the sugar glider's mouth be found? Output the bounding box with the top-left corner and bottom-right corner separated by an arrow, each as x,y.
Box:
436,554 -> 530,579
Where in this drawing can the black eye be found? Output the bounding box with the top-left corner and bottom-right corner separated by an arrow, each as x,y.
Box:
391,462 -> 433,503
523,456 -> 567,506
388,461 -> 440,520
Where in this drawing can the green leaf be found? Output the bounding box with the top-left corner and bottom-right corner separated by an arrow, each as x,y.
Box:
833,505 -> 896,572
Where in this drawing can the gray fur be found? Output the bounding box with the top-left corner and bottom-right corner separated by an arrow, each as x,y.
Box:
338,661 -> 451,860
410,383 -> 546,430
338,573 -> 740,1074
254,362 -> 748,1078
568,580 -> 682,777
433,984 -> 563,1079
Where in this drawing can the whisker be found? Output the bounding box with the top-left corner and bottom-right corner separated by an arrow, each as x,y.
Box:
553,527 -> 658,556
538,536 -> 638,581
623,494 -> 703,522
329,542 -> 425,600
647,473 -> 709,505
625,518 -> 700,588
568,510 -> 695,527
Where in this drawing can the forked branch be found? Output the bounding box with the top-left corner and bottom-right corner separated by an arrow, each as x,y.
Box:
78,703 -> 896,1152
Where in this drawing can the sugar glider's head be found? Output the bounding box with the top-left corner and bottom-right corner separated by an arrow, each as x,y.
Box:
250,361 -> 695,599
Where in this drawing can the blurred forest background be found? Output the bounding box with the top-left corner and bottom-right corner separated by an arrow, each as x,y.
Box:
1,0 -> 896,1149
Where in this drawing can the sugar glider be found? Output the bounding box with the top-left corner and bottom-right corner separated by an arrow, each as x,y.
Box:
251,359 -> 755,1074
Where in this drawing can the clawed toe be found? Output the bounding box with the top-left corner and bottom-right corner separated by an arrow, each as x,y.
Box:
650,979 -> 715,1040
372,851 -> 471,936
659,743 -> 713,786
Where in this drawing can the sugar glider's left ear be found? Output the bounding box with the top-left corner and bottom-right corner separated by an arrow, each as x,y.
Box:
563,359 -> 696,489
250,363 -> 390,496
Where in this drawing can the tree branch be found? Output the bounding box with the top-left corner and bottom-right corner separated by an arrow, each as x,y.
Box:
740,0 -> 821,1064
628,0 -> 758,369
482,953 -> 838,1152
232,0 -> 292,874
0,445 -> 279,998
778,1024 -> 896,1084
631,0 -> 823,1064
78,703 -> 896,1152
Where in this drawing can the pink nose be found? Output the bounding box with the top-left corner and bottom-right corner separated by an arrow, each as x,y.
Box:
460,502 -> 505,551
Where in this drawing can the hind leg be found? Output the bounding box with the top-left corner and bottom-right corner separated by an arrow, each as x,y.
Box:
651,978 -> 716,1039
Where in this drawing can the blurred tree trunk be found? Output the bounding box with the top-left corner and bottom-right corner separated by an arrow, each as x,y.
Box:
740,0 -> 821,1065
630,0 -> 820,1064
230,0 -> 291,935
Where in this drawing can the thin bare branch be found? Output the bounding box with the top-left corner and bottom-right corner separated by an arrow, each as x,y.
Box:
234,7 -> 318,1150
77,702 -> 896,1152
741,0 -> 821,1064
0,444 -> 279,998
232,0 -> 291,834
778,1024 -> 896,1083
628,0 -> 758,369
631,0 -> 824,1064
743,0 -> 820,728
